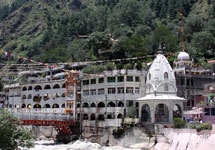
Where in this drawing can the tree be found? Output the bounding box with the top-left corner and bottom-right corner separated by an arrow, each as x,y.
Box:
0,110 -> 34,150
87,32 -> 112,57
152,25 -> 178,53
192,31 -> 215,59
0,77 -> 3,91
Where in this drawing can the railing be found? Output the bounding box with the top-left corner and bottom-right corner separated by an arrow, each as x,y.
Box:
6,108 -> 65,114
14,112 -> 72,121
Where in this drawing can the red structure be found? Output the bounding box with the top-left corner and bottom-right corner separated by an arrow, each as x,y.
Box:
22,120 -> 78,135
65,71 -> 79,116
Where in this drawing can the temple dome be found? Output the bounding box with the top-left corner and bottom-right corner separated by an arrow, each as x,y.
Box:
177,51 -> 190,61
146,54 -> 177,95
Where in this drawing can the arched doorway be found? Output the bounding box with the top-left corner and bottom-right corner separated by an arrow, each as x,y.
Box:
141,104 -> 150,122
173,104 -> 182,118
155,104 -> 169,122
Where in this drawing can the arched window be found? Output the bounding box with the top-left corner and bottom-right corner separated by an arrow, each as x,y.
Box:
107,114 -> 114,119
53,84 -> 60,89
77,103 -> 81,108
90,114 -> 96,120
27,94 -> 32,99
33,95 -> 42,103
33,104 -> 41,109
118,101 -> 124,107
141,104 -> 150,122
22,95 -> 26,100
27,104 -> 32,109
22,87 -> 27,91
117,113 -> 123,119
53,93 -> 60,99
44,85 -> 51,89
164,84 -> 168,91
43,104 -> 50,108
34,85 -> 42,90
83,102 -> 89,108
90,103 -> 96,107
28,86 -> 32,90
97,114 -> 105,121
164,72 -> 168,79
61,93 -> 65,97
52,104 -> 59,108
83,114 -> 88,120
155,104 -> 169,122
61,103 -> 65,108
98,102 -> 105,108
44,93 -> 50,101
21,104 -> 26,108
107,101 -> 116,107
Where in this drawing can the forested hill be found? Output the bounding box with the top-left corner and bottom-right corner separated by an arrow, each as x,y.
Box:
0,0 -> 215,66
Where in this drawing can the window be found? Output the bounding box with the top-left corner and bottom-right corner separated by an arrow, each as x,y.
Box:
211,108 -> 215,116
135,87 -> 140,94
117,76 -> 124,82
83,80 -> 89,85
127,76 -> 133,81
83,90 -> 89,96
149,73 -> 151,80
205,108 -> 210,116
108,88 -> 116,94
117,87 -> 124,94
90,89 -> 96,95
181,79 -> 184,85
191,79 -> 194,86
99,78 -> 104,83
187,79 -> 190,86
127,100 -> 133,107
135,76 -> 140,82
108,77 -> 116,83
98,88 -> 105,95
126,87 -> 133,94
164,72 -> 168,79
164,84 -> 168,91
91,79 -> 96,84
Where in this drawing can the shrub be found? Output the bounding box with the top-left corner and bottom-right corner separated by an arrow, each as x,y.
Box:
105,62 -> 116,71
173,118 -> 186,128
123,63 -> 133,69
196,122 -> 212,132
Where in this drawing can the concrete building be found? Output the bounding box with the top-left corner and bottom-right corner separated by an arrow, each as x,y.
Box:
76,69 -> 147,128
174,52 -> 215,109
138,54 -> 186,124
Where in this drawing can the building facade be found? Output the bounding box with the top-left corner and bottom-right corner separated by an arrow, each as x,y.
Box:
138,54 -> 186,124
76,69 -> 147,128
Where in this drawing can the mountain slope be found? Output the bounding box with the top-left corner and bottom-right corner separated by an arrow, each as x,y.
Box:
0,0 -> 214,65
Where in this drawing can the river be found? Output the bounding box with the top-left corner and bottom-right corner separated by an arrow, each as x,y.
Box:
29,140 -> 141,150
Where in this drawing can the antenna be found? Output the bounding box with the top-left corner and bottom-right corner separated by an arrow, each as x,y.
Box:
180,8 -> 185,52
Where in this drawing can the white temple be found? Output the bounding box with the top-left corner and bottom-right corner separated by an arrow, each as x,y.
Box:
137,53 -> 186,124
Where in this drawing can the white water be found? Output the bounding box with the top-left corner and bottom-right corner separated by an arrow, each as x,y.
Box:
29,140 -> 141,150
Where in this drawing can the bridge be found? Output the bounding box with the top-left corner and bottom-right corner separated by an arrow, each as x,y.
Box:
12,111 -> 79,136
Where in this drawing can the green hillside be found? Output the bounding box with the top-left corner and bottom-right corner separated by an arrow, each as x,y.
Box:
0,0 -> 214,66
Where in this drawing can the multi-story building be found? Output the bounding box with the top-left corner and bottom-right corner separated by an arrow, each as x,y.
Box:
3,66 -> 147,128
3,66 -> 67,114
174,51 -> 215,109
76,69 -> 147,128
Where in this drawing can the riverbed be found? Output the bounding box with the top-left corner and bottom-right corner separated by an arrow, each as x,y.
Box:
29,140 -> 141,150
